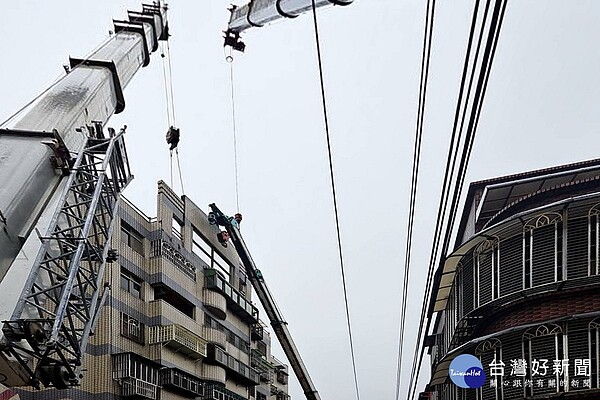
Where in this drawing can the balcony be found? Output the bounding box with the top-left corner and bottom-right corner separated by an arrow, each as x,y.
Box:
148,324 -> 207,359
204,269 -> 258,323
151,239 -> 196,281
112,353 -> 160,400
202,288 -> 227,320
119,377 -> 159,399
251,349 -> 274,371
204,383 -> 248,400
202,326 -> 227,348
276,369 -> 289,385
207,343 -> 259,386
251,323 -> 264,341
160,368 -> 204,397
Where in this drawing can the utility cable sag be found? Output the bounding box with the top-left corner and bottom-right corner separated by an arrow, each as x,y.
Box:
310,1 -> 360,399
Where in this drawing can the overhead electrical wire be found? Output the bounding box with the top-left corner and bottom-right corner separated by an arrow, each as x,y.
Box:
309,1 -> 361,399
404,1 -> 508,399
394,0 -> 436,399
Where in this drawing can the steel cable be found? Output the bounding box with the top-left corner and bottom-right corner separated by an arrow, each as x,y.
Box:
310,1 -> 361,399
394,1 -> 436,399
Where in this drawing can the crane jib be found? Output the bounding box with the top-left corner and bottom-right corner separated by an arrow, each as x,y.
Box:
208,203 -> 322,400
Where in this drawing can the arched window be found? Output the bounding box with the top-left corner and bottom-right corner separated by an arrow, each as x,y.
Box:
476,339 -> 502,400
590,318 -> 600,388
475,239 -> 499,306
523,212 -> 564,288
589,206 -> 600,276
523,323 -> 565,396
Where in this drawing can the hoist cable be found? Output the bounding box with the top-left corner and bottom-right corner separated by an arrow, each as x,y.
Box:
166,40 -> 177,125
394,0 -> 436,399
161,42 -> 173,126
228,57 -> 241,212
170,150 -> 174,188
310,1 -> 360,399
175,147 -> 186,195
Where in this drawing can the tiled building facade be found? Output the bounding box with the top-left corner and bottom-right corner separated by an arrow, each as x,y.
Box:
16,181 -> 290,400
426,159 -> 600,400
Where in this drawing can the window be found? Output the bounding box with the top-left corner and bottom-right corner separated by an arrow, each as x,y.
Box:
205,314 -> 249,354
590,207 -> 600,275
276,370 -> 288,385
556,220 -> 564,280
523,324 -> 565,396
121,313 -> 144,343
121,221 -> 144,254
193,229 -> 213,267
475,339 -> 502,400
524,230 -> 532,289
523,213 -> 563,289
473,252 -> 479,308
153,284 -> 194,319
591,319 -> 600,388
160,368 -> 203,396
475,239 -> 498,304
213,251 -> 231,279
120,268 -> 142,298
172,216 -> 183,240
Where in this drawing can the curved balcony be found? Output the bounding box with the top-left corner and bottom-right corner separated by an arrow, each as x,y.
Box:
204,269 -> 259,323
202,326 -> 227,348
202,288 -> 227,320
201,364 -> 226,385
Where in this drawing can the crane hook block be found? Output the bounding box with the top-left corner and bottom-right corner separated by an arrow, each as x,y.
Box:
166,126 -> 180,150
224,29 -> 246,53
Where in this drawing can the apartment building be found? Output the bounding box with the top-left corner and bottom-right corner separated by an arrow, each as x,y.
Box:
426,159 -> 600,399
16,181 -> 290,400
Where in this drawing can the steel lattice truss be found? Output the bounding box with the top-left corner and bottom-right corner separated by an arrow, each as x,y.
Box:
2,124 -> 131,388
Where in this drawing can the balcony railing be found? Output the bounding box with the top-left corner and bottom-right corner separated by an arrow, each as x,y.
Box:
276,369 -> 289,385
204,383 -> 248,400
120,377 -> 158,399
160,368 -> 204,397
251,349 -> 275,373
121,378 -> 158,400
251,323 -> 264,341
208,343 -> 259,385
149,324 -> 207,359
112,353 -> 159,400
205,269 -> 258,323
151,240 -> 196,281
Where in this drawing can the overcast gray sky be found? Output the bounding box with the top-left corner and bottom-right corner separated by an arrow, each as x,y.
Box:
2,1 -> 600,399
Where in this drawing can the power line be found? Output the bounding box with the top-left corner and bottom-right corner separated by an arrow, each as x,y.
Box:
310,1 -> 360,399
395,0 -> 436,399
405,1 -> 508,398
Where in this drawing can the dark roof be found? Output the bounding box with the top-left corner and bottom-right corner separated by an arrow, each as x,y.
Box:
455,158 -> 600,247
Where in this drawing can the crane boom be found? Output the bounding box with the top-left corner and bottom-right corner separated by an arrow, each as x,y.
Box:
225,0 -> 353,51
0,4 -> 167,282
0,3 -> 168,389
209,204 -> 322,400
